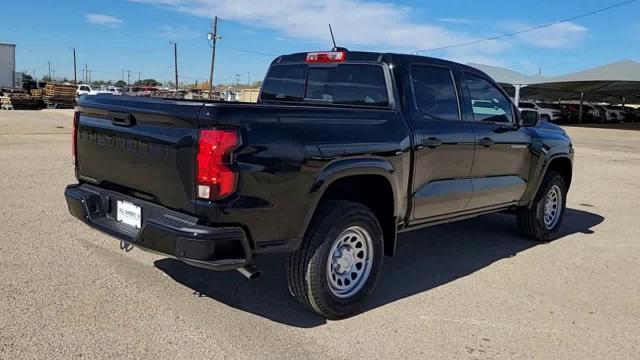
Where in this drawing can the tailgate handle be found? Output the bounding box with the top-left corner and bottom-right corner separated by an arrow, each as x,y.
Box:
111,112 -> 134,127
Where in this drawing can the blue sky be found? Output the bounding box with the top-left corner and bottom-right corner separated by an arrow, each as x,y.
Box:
2,0 -> 639,84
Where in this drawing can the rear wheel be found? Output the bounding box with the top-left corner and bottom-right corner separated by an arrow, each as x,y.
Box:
517,171 -> 567,242
287,200 -> 383,319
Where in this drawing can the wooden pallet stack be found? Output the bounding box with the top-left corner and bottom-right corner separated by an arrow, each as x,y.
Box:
1,96 -> 13,110
43,84 -> 76,108
7,93 -> 44,110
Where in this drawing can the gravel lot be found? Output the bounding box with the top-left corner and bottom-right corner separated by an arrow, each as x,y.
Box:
1,109 -> 638,359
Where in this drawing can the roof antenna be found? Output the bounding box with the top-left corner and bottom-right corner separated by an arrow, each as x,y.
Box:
328,24 -> 348,52
329,24 -> 337,50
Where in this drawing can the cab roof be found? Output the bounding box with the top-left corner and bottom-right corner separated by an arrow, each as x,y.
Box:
272,50 -> 485,75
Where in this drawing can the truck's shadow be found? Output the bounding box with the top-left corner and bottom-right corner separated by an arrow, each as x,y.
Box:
154,208 -> 603,328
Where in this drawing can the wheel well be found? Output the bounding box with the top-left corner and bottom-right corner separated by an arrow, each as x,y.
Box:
318,175 -> 396,256
547,157 -> 572,189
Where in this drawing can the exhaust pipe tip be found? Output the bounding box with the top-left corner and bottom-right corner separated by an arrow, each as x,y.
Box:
237,264 -> 262,280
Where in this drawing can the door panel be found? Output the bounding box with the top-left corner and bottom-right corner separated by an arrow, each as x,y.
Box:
469,175 -> 527,208
413,178 -> 472,219
461,72 -> 532,209
469,122 -> 531,209
407,64 -> 475,222
411,120 -> 475,220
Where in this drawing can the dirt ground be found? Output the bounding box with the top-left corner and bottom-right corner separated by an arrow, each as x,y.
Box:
0,109 -> 638,359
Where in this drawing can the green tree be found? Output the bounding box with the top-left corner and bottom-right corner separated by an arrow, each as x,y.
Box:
134,78 -> 160,86
115,80 -> 127,87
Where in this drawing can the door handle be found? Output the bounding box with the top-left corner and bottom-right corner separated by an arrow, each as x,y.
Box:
111,112 -> 134,127
478,137 -> 495,147
422,137 -> 443,148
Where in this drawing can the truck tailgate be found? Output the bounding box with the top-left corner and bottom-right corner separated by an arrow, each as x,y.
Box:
75,96 -> 203,214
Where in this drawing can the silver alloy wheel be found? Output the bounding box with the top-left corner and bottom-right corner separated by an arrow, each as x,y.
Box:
543,184 -> 562,229
326,225 -> 374,299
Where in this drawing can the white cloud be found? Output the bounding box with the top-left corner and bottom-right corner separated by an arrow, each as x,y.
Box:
437,17 -> 471,24
128,0 -> 496,55
158,25 -> 200,40
86,13 -> 123,27
509,21 -> 587,49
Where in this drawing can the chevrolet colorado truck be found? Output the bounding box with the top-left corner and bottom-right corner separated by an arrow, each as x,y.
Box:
64,50 -> 573,319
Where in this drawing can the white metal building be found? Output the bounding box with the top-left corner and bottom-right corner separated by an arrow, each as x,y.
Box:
0,43 -> 16,89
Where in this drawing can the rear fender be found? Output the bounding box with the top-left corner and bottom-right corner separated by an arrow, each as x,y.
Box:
303,157 -> 401,256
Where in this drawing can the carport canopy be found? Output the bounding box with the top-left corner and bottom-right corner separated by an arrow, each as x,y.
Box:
469,60 -> 640,122
521,60 -> 640,104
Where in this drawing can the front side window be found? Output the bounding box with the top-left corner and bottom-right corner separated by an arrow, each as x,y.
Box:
466,73 -> 513,123
411,65 -> 460,121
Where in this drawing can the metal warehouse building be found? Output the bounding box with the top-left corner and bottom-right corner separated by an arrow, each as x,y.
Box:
0,43 -> 16,89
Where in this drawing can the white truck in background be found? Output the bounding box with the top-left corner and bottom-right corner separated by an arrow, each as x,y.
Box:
76,84 -> 113,96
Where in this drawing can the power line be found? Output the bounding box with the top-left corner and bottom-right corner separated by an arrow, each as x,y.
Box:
419,0 -> 640,52
221,45 -> 278,57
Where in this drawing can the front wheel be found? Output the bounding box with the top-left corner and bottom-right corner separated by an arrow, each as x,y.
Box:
517,171 -> 567,242
287,200 -> 384,319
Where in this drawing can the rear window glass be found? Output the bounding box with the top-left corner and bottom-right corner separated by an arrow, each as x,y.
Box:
261,64 -> 389,107
260,64 -> 306,102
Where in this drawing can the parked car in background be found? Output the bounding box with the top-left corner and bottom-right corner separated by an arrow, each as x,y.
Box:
606,105 -> 628,123
593,104 -> 618,122
518,101 -> 562,122
557,102 -> 599,123
76,84 -> 110,96
104,86 -> 122,95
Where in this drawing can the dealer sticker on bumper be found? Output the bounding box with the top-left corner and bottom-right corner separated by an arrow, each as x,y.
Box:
116,200 -> 142,229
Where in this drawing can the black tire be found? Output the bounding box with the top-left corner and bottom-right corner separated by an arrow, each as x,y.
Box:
540,114 -> 551,122
287,200 -> 384,319
517,171 -> 567,242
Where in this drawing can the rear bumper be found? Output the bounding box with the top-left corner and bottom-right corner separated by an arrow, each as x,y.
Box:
64,184 -> 252,271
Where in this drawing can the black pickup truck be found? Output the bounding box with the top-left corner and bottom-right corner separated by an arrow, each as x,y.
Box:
65,50 -> 573,319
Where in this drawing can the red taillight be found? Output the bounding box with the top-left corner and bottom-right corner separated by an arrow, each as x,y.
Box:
196,129 -> 240,200
305,51 -> 346,63
72,111 -> 79,165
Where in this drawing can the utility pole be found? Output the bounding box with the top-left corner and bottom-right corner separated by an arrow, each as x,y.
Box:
138,71 -> 142,84
88,70 -> 92,84
126,70 -> 131,88
48,61 -> 51,81
85,64 -> 88,83
169,41 -> 178,90
51,69 -> 55,82
72,48 -> 77,85
207,16 -> 220,99
235,73 -> 241,87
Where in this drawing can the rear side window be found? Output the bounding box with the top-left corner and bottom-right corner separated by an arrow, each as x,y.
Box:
411,65 -> 460,120
261,64 -> 389,107
465,73 -> 513,123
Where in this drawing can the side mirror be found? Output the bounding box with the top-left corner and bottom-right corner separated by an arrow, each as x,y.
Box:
521,110 -> 540,127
